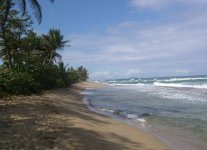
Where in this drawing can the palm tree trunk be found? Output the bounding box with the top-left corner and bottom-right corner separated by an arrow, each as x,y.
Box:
49,49 -> 54,63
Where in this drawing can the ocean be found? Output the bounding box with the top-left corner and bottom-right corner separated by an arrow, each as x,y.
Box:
82,76 -> 207,150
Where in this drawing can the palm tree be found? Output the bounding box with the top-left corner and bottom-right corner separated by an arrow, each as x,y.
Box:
3,0 -> 54,24
42,28 -> 69,64
19,0 -> 55,24
0,0 -> 54,68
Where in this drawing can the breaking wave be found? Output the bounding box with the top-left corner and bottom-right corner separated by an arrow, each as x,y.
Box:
153,82 -> 207,89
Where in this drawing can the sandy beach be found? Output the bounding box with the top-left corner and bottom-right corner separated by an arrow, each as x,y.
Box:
0,82 -> 169,150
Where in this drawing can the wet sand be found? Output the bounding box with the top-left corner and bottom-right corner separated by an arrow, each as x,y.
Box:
0,82 -> 169,150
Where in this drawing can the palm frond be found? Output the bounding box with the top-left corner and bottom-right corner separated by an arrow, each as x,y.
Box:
53,52 -> 62,60
28,0 -> 42,24
20,0 -> 26,16
49,0 -> 55,3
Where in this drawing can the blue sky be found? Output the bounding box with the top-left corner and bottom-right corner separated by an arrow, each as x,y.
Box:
34,0 -> 207,80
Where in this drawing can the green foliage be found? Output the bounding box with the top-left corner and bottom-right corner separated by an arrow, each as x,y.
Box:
77,66 -> 89,81
0,58 -> 89,96
56,62 -> 71,87
0,3 -> 34,69
30,64 -> 59,90
68,68 -> 80,84
0,68 -> 41,95
67,66 -> 88,83
42,28 -> 69,64
0,2 -> 89,97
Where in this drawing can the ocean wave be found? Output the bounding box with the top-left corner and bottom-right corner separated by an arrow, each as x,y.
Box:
153,82 -> 207,89
155,90 -> 207,102
95,107 -> 147,124
158,77 -> 207,82
107,83 -> 145,86
106,77 -> 207,85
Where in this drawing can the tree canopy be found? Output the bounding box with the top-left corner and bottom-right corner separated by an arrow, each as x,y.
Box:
0,1 -> 88,96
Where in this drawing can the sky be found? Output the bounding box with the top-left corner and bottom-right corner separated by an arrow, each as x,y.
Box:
33,0 -> 207,80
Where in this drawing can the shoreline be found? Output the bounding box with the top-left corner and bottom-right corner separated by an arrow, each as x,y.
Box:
84,82 -> 207,150
74,82 -> 169,150
0,82 -> 169,149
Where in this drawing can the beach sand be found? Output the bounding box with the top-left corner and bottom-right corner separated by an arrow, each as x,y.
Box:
0,82 -> 169,150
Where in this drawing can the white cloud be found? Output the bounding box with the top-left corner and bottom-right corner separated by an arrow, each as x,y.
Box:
126,69 -> 140,77
175,69 -> 190,74
129,0 -> 207,10
90,71 -> 118,80
89,69 -> 140,80
129,0 -> 172,10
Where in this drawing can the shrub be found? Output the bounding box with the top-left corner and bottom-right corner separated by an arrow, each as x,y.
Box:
30,64 -> 59,90
0,69 -> 41,95
68,70 -> 80,84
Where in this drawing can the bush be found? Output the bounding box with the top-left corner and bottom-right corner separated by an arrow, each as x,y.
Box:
30,64 -> 59,90
0,69 -> 41,95
68,70 -> 80,84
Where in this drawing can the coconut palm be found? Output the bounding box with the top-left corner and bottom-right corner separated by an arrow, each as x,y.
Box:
42,28 -> 69,64
19,0 -> 55,24
3,0 -> 54,24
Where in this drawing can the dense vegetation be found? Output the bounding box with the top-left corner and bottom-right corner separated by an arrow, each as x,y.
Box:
0,1 -> 88,96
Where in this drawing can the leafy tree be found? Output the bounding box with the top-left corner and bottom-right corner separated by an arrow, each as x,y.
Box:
67,67 -> 80,83
0,3 -> 33,68
78,66 -> 89,81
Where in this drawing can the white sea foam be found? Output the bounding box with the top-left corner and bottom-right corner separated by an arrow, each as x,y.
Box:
80,91 -> 94,95
149,85 -> 207,103
157,91 -> 206,102
94,80 -> 101,83
137,118 -> 146,123
121,113 -> 147,125
108,83 -> 145,86
97,108 -> 114,113
97,107 -> 148,127
153,82 -> 207,89
126,114 -> 137,119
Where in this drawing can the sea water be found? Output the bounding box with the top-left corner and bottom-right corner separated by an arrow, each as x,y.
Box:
83,76 -> 207,150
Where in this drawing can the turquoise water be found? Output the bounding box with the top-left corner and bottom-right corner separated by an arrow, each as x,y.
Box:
83,76 -> 207,150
